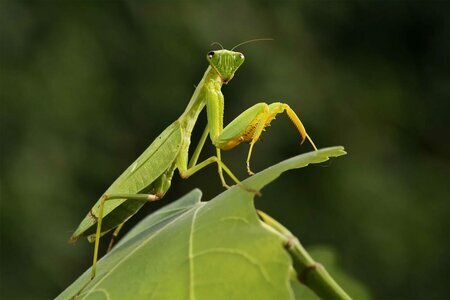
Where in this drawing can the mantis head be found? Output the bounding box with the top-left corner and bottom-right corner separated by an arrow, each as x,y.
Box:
207,50 -> 245,84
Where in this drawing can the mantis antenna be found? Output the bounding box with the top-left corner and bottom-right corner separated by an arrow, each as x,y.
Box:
231,38 -> 274,50
210,42 -> 224,49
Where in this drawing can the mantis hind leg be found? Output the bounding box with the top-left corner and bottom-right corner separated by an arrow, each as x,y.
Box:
215,102 -> 317,175
90,193 -> 160,280
106,222 -> 124,253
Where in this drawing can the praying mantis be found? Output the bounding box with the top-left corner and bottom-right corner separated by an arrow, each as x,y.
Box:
69,42 -> 318,280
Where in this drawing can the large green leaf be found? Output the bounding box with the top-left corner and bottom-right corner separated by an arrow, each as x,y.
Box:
58,147 -> 346,300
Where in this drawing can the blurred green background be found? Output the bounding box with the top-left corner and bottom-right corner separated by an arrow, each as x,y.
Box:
1,1 -> 449,299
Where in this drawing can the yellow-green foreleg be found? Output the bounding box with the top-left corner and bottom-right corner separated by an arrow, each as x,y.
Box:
210,102 -> 318,175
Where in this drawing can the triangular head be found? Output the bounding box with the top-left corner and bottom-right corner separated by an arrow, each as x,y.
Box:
206,49 -> 245,84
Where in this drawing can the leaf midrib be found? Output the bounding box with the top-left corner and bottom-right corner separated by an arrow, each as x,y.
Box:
188,204 -> 202,300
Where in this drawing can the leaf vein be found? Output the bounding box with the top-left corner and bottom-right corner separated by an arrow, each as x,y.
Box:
81,204 -> 204,299
188,204 -> 202,300
193,248 -> 272,284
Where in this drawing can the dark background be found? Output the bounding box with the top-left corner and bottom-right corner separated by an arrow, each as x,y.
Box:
1,1 -> 449,299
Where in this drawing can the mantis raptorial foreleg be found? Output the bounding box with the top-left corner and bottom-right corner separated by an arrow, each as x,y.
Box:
210,101 -> 318,175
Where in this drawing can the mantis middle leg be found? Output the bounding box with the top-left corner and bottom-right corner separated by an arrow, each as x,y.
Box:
177,125 -> 240,188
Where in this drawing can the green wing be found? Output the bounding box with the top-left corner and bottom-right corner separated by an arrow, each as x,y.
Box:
70,121 -> 183,241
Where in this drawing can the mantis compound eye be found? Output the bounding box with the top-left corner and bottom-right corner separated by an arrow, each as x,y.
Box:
208,51 -> 215,58
239,53 -> 244,59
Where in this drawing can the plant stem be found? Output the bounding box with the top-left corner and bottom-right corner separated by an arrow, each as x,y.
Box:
257,210 -> 351,300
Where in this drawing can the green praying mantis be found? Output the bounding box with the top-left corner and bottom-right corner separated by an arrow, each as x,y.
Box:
69,42 -> 318,280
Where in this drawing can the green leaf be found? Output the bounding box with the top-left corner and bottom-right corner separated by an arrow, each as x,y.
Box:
58,147 -> 346,300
